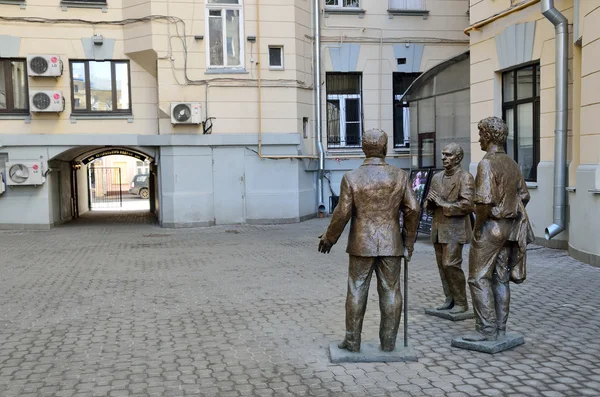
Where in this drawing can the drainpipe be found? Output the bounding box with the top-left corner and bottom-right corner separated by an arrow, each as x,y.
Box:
542,0 -> 568,240
314,0 -> 325,214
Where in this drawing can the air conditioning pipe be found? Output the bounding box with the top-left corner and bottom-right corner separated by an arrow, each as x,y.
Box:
541,0 -> 568,240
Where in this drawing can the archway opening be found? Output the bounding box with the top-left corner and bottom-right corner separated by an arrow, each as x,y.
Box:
83,151 -> 152,212
50,145 -> 159,226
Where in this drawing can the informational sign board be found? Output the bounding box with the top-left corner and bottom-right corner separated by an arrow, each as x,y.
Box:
81,149 -> 148,165
410,169 -> 443,235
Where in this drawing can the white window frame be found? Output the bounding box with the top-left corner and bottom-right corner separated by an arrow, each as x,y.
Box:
327,93 -> 362,149
389,0 -> 426,11
394,94 -> 411,148
325,0 -> 360,9
205,0 -> 245,69
268,46 -> 284,70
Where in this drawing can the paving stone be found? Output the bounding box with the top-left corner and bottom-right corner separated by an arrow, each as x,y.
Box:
0,216 -> 597,397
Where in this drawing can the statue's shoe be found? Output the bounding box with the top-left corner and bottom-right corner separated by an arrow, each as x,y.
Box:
338,339 -> 360,352
449,305 -> 468,314
437,297 -> 454,310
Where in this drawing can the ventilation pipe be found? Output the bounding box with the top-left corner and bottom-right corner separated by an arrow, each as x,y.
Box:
314,0 -> 326,215
542,0 -> 568,240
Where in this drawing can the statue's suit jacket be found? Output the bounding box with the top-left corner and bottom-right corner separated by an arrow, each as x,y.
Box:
322,157 -> 420,257
425,168 -> 475,245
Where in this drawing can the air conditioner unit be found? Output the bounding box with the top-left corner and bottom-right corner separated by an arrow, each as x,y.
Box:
171,102 -> 203,125
30,91 -> 65,112
5,162 -> 45,186
27,55 -> 63,77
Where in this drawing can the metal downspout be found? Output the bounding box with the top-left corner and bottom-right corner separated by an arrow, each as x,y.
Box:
541,0 -> 568,240
314,0 -> 325,214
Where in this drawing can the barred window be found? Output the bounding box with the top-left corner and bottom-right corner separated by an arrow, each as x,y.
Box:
326,73 -> 362,149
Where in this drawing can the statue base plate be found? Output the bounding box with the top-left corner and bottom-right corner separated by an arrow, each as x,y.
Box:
425,308 -> 475,321
329,341 -> 418,363
451,333 -> 524,354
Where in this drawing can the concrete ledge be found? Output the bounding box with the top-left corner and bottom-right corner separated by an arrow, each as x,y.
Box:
329,341 -> 417,363
246,217 -> 302,225
161,221 -> 215,229
0,133 -> 302,148
569,244 -> 600,268
534,237 -> 569,250
299,213 -> 317,222
0,223 -> 52,231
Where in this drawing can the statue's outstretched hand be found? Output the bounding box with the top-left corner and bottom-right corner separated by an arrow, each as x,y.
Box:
318,237 -> 333,254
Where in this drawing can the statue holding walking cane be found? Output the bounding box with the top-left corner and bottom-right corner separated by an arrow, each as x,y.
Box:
318,129 -> 420,358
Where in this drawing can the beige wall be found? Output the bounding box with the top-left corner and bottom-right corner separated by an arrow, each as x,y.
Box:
320,0 -> 470,157
467,0 -> 600,262
0,0 -> 312,146
0,0 -> 470,159
579,1 -> 600,165
468,0 -> 575,164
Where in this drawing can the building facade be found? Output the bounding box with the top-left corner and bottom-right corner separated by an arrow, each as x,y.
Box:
318,0 -> 469,204
466,0 -> 600,265
0,0 -> 468,229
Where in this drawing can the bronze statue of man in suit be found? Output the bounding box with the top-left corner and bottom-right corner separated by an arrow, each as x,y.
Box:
464,117 -> 533,342
424,143 -> 474,314
318,129 -> 420,352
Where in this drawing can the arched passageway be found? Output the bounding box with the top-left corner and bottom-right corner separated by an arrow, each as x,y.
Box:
48,145 -> 159,226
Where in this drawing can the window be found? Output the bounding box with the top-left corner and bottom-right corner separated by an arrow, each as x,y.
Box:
0,59 -> 28,114
393,72 -> 420,149
326,0 -> 360,7
389,0 -> 427,11
302,117 -> 309,138
61,0 -> 107,5
502,63 -> 540,181
136,160 -> 150,175
326,73 -> 362,149
268,46 -> 283,70
70,60 -> 131,114
418,132 -> 435,168
206,0 -> 244,68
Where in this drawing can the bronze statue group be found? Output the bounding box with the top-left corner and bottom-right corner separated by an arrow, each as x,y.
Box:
319,116 -> 534,355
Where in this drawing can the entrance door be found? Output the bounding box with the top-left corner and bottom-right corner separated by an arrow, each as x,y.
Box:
418,132 -> 436,168
213,147 -> 245,224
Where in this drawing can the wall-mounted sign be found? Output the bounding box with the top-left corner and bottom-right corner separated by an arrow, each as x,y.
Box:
81,149 -> 149,165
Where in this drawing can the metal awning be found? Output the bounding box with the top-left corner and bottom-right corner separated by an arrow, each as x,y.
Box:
401,51 -> 470,102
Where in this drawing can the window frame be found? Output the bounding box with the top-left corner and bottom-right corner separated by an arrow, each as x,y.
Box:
392,72 -> 421,149
60,0 -> 108,10
268,46 -> 284,70
69,59 -> 132,115
0,58 -> 29,115
501,63 -> 540,182
388,0 -> 427,11
326,72 -> 363,149
325,0 -> 360,8
205,0 -> 245,70
62,0 -> 106,3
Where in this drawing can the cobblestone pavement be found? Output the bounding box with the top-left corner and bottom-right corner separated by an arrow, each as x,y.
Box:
0,212 -> 599,397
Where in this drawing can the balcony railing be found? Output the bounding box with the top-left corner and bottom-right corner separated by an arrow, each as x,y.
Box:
389,0 -> 427,12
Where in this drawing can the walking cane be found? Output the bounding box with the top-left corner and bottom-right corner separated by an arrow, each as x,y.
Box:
403,255 -> 409,348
